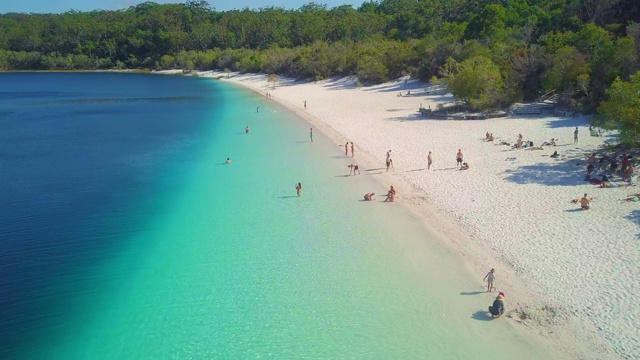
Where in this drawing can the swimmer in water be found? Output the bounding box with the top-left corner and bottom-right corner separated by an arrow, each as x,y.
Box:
226,158 -> 231,164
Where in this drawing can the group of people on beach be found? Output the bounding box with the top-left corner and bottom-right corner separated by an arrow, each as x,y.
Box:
345,142 -> 355,157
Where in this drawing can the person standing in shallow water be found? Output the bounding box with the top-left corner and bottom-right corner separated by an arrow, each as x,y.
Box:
295,183 -> 302,197
304,100 -> 307,109
309,128 -> 313,142
574,127 -> 579,144
350,142 -> 355,157
245,126 -> 250,134
345,142 -> 349,156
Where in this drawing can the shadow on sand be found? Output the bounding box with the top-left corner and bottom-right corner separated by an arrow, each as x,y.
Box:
277,195 -> 298,199
471,310 -> 494,321
626,209 -> 640,238
503,157 -> 588,187
460,291 -> 485,296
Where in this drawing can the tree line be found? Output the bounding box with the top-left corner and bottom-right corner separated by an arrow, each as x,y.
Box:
1,0 -> 639,140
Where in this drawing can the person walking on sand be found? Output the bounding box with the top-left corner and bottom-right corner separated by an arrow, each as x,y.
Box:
245,126 -> 250,134
304,100 -> 307,109
428,151 -> 433,170
350,142 -> 355,157
574,127 -> 579,144
295,183 -> 302,197
456,149 -> 464,168
483,269 -> 496,292
345,142 -> 349,157
348,164 -> 360,175
309,128 -> 313,142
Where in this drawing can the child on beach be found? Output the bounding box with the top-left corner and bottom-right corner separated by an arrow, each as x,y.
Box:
483,269 -> 496,292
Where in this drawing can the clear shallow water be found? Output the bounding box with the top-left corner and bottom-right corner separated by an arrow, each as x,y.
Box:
1,73 -> 550,359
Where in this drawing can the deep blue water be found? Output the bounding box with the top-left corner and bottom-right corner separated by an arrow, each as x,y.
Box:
0,72 -> 221,357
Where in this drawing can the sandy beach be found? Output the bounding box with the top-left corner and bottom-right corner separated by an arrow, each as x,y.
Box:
171,70 -> 637,358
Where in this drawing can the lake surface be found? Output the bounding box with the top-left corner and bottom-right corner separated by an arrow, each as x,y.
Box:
0,72 -> 551,359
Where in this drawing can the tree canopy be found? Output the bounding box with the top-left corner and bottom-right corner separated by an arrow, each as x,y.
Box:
0,0 -> 639,117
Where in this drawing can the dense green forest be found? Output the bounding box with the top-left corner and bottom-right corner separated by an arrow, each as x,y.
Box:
1,0 -> 639,137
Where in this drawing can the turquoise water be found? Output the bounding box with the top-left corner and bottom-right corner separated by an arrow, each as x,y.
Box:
1,73 -> 550,359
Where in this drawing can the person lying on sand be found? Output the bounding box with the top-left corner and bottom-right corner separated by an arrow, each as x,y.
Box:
364,192 -> 375,201
621,195 -> 640,202
525,146 -> 544,151
541,139 -> 557,146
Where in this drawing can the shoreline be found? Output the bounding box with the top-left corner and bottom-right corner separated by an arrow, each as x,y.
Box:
168,70 -> 628,358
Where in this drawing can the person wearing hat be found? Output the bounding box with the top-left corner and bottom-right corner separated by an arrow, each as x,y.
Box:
488,292 -> 506,318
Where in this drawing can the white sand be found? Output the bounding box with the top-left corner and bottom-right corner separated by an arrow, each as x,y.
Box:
183,71 -> 637,359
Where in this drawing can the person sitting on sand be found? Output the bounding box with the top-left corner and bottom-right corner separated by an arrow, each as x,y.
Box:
460,162 -> 470,170
600,175 -> 612,188
364,192 -> 375,201
384,186 -> 396,202
226,158 -> 231,164
550,151 -> 560,158
348,164 -> 360,175
488,292 -> 506,318
488,133 -> 494,142
580,193 -> 591,210
485,132 -> 490,140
